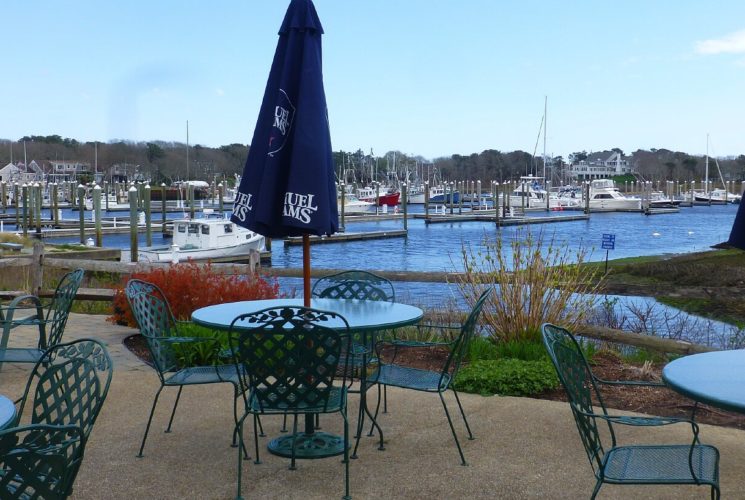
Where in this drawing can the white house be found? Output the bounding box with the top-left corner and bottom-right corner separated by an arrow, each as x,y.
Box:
569,151 -> 634,180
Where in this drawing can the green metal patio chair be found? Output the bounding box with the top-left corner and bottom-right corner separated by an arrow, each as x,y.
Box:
0,423 -> 85,499
368,288 -> 492,466
0,268 -> 84,367
312,270 -> 394,454
14,338 -> 113,496
125,279 -> 248,458
229,306 -> 352,500
541,323 -> 720,499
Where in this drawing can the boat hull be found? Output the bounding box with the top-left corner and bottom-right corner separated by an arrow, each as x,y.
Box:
139,238 -> 265,263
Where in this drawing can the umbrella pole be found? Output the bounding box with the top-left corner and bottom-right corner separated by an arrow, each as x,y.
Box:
303,234 -> 311,307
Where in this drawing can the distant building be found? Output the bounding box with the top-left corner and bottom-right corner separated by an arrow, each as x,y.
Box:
569,151 -> 634,180
0,160 -> 44,184
47,160 -> 93,183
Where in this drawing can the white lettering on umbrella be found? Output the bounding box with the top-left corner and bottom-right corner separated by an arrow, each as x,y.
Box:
283,192 -> 318,224
232,192 -> 254,222
273,106 -> 290,135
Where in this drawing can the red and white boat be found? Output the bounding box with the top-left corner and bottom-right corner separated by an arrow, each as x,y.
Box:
356,186 -> 401,206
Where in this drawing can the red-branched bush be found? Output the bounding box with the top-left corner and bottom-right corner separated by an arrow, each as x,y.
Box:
109,261 -> 280,327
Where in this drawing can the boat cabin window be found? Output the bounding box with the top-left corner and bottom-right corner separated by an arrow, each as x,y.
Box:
224,224 -> 233,233
201,225 -> 210,235
188,224 -> 199,234
594,193 -> 613,199
177,224 -> 186,233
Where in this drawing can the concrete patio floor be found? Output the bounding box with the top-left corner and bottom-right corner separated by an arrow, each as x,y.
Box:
1,313 -> 744,499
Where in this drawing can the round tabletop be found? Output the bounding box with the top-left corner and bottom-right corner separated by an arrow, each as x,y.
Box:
662,349 -> 745,414
0,395 -> 16,430
192,298 -> 423,332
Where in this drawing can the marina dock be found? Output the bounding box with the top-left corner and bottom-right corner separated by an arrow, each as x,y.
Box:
283,229 -> 407,246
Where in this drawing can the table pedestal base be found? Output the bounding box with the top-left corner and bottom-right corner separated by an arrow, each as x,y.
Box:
267,431 -> 346,459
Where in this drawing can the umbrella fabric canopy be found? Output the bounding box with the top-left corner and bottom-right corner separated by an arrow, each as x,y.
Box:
727,201 -> 745,250
231,0 -> 338,240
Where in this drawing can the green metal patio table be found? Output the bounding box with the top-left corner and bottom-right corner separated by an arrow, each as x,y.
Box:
663,349 -> 745,413
0,395 -> 16,430
192,297 -> 423,459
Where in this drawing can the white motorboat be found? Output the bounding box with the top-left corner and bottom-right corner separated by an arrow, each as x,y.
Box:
588,179 -> 641,211
138,211 -> 265,262
693,188 -> 740,205
508,176 -> 552,209
338,194 -> 374,214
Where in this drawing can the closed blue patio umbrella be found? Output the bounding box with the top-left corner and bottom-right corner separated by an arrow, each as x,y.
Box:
727,201 -> 745,250
232,0 -> 338,305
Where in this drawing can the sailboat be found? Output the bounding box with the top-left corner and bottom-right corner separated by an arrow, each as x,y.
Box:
693,134 -> 741,204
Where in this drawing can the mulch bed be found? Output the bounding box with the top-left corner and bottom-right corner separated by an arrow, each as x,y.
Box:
123,335 -> 745,430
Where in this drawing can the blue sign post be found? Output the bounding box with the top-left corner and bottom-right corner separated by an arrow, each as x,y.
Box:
602,233 -> 615,273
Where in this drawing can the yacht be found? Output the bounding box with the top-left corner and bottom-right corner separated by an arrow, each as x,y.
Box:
338,194 -> 375,214
588,179 -> 641,211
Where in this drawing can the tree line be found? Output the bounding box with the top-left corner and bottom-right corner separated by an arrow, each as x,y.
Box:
2,135 -> 744,186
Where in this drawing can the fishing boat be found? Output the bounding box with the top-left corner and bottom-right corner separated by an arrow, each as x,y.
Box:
355,185 -> 401,206
138,210 -> 265,262
588,179 -> 641,211
407,185 -> 459,204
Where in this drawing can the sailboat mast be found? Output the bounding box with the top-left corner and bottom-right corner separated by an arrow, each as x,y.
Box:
543,96 -> 547,181
705,133 -> 709,195
186,120 -> 190,181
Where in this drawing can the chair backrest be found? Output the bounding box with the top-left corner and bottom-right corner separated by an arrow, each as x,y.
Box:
45,268 -> 85,348
0,423 -> 85,500
229,306 -> 351,413
17,338 -> 114,442
312,270 -> 395,302
125,279 -> 179,375
441,288 -> 492,385
541,323 -> 614,475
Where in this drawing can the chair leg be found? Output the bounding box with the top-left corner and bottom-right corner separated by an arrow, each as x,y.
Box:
165,386 -> 183,433
289,415 -> 299,471
369,383 -> 383,437
439,391 -> 466,466
236,418 -> 245,500
342,408 -> 351,500
712,484 -> 720,500
590,479 -> 603,500
252,414 -> 261,464
383,385 -> 388,413
452,388 -> 474,440
281,413 -> 288,432
137,386 -> 164,457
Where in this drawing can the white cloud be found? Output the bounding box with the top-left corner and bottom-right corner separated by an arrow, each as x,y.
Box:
695,29 -> 745,55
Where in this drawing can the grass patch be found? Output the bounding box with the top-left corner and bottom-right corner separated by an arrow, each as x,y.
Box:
455,358 -> 558,396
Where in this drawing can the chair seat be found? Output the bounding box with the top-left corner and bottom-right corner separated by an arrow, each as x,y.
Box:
370,364 -> 450,392
164,364 -> 243,387
603,444 -> 719,484
0,348 -> 43,364
249,386 -> 346,414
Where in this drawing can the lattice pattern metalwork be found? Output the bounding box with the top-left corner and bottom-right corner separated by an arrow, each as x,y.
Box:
312,270 -> 395,302
0,424 -> 84,500
45,269 -> 85,348
17,338 -> 113,442
231,306 -> 351,414
541,323 -> 721,499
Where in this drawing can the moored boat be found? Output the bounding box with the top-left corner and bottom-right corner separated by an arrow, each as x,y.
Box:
138,211 -> 265,262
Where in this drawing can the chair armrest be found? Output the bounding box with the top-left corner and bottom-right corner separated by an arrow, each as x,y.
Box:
579,409 -> 696,428
1,295 -> 48,347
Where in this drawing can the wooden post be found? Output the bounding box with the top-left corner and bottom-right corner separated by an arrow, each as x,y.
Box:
104,180 -> 109,211
584,182 -> 590,214
0,181 -> 5,213
129,186 -> 139,263
52,184 -> 59,225
189,184 -> 195,219
34,183 -> 42,235
27,183 -> 35,231
93,184 -> 103,247
161,183 -> 167,233
14,183 -> 20,229
494,182 -> 500,226
218,182 -> 224,214
31,241 -> 44,296
375,182 -> 380,216
21,184 -> 28,237
424,181 -> 430,220
144,184 -> 152,247
78,184 -> 86,244
477,180 -> 482,210
401,182 -> 408,231
458,181 -> 463,215
339,182 -> 346,232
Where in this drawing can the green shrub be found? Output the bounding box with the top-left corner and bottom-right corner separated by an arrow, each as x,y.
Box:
171,323 -> 226,366
468,336 -> 498,361
455,358 -> 559,396
494,339 -> 548,362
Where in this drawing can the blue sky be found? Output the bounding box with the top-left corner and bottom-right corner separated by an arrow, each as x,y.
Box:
2,1 -> 744,160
